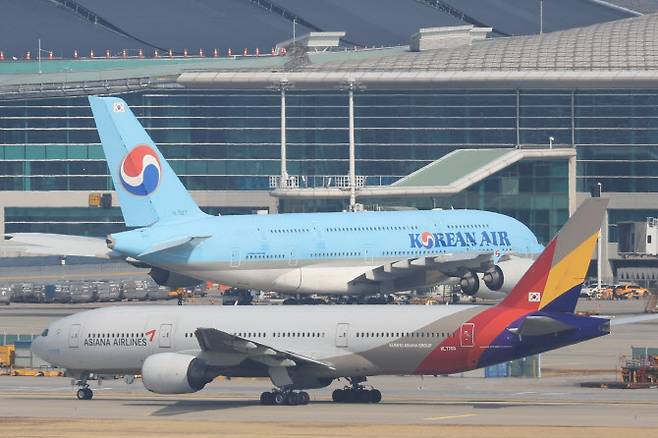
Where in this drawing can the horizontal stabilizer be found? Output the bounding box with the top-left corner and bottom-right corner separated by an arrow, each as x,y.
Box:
137,235 -> 210,257
508,315 -> 575,337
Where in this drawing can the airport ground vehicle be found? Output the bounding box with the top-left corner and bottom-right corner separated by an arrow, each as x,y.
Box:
594,284 -> 615,300
32,199 -> 616,404
0,287 -> 10,305
614,284 -> 649,300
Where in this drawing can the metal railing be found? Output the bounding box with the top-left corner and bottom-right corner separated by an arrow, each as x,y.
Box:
270,175 -> 373,189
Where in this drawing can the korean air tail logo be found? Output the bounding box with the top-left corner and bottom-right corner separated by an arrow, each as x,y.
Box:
119,145 -> 161,196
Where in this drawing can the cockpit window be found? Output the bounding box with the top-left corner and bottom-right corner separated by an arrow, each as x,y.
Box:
41,328 -> 49,337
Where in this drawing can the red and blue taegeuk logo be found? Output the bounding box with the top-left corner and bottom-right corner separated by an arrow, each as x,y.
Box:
119,145 -> 161,196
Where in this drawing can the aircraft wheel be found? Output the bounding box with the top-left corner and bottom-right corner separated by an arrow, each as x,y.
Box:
298,391 -> 310,405
260,391 -> 274,405
77,388 -> 93,400
273,392 -> 286,405
285,392 -> 299,405
369,389 -> 382,403
357,390 -> 370,403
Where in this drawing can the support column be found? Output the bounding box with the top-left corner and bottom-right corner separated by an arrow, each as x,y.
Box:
571,90 -> 576,146
568,155 -> 577,216
348,82 -> 356,209
516,89 -> 521,149
280,81 -> 288,185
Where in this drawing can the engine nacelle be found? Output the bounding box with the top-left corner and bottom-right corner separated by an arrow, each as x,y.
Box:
141,353 -> 213,394
459,270 -> 482,296
482,257 -> 535,294
149,268 -> 203,288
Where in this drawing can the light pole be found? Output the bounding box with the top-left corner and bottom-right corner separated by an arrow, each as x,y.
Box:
539,0 -> 544,35
549,136 -> 554,149
596,182 -> 603,293
348,81 -> 356,209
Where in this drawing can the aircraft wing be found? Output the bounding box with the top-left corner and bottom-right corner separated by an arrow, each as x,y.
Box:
351,252 -> 496,287
1,233 -> 119,259
194,328 -> 336,371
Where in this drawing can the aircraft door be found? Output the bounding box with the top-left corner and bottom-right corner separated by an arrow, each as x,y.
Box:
159,323 -> 173,348
460,323 -> 475,348
69,324 -> 81,348
288,249 -> 298,267
364,246 -> 374,265
335,323 -> 349,348
230,248 -> 240,268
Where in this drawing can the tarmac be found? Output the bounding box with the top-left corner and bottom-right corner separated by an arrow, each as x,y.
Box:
1,299 -> 657,436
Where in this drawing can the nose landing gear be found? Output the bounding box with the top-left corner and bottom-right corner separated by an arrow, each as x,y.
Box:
332,377 -> 381,403
73,375 -> 93,400
76,387 -> 93,400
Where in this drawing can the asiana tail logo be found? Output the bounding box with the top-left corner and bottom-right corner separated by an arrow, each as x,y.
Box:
83,328 -> 156,347
409,230 -> 512,249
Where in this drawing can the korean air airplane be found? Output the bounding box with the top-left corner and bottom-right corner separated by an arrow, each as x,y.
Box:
6,96 -> 543,300
32,198 -> 617,404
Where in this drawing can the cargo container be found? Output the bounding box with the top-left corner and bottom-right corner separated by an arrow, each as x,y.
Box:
69,282 -> 94,303
0,286 -> 10,305
94,282 -> 121,302
122,280 -> 148,301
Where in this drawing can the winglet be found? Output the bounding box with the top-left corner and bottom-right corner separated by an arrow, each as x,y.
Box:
499,198 -> 609,313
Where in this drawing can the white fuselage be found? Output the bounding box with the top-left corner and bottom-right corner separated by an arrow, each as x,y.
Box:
33,304 -> 481,377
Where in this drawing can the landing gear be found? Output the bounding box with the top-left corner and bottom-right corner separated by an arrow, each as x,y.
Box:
259,388 -> 310,406
73,375 -> 93,400
76,387 -> 93,400
332,377 -> 381,403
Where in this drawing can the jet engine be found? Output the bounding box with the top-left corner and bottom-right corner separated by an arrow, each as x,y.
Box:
148,267 -> 203,288
141,353 -> 214,394
459,270 -> 483,296
482,257 -> 534,294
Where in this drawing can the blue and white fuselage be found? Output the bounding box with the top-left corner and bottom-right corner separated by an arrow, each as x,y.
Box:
110,208 -> 541,295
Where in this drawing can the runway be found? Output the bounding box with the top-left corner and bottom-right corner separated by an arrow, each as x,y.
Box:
1,375 -> 657,437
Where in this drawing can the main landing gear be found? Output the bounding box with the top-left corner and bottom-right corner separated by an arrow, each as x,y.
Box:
73,375 -> 93,400
332,377 -> 381,404
260,388 -> 310,406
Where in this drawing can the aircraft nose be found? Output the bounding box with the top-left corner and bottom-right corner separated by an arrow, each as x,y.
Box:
31,336 -> 46,360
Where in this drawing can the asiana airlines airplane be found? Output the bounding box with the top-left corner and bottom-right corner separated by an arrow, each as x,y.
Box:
32,198 -> 619,404
4,96 -> 542,300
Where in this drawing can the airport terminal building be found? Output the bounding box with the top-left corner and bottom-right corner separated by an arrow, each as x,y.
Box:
2,8 -> 658,281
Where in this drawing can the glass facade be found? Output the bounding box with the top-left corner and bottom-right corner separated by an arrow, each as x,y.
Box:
1,88 -> 657,239
280,161 -> 569,244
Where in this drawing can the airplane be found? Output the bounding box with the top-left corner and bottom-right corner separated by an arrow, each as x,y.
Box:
32,198 -> 615,404
3,96 -> 542,301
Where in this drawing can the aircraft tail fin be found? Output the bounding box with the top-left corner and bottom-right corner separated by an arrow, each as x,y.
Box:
499,198 -> 608,313
88,96 -> 205,227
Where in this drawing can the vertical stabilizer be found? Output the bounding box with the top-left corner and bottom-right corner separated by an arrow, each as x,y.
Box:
500,198 -> 609,313
88,96 -> 205,227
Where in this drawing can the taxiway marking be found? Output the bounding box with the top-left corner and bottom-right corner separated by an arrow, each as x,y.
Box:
424,413 -> 477,421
